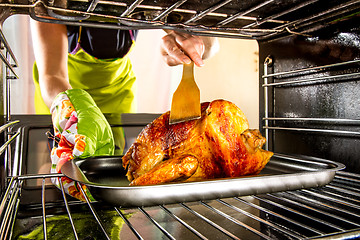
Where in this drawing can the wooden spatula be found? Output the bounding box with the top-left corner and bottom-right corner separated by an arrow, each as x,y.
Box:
169,61 -> 201,125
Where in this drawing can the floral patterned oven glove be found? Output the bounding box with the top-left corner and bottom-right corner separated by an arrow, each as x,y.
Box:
50,89 -> 115,201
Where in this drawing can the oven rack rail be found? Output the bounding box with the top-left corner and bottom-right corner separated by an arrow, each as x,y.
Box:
262,57 -> 360,150
0,27 -> 21,197
1,170 -> 360,239
0,29 -> 19,123
1,0 -> 360,39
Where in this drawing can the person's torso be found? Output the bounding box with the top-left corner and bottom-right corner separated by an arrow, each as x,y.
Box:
67,26 -> 138,59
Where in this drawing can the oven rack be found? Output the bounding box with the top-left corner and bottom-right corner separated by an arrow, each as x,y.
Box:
1,170 -> 360,239
262,57 -> 360,151
0,29 -> 18,122
1,0 -> 360,39
0,27 -> 21,199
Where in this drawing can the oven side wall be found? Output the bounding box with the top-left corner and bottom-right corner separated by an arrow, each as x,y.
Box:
0,14 -> 7,195
258,21 -> 360,173
0,51 -> 4,195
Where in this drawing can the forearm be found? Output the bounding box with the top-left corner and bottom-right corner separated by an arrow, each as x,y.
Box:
38,74 -> 72,108
30,20 -> 71,108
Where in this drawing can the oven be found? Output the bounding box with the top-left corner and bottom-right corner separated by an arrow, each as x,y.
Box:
1,0 -> 360,239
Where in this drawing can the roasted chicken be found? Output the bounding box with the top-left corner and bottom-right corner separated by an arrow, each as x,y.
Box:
122,99 -> 273,186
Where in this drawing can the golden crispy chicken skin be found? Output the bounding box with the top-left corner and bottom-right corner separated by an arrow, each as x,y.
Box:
122,99 -> 273,186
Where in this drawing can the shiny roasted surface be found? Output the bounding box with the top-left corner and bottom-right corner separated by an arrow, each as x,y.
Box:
123,100 -> 272,186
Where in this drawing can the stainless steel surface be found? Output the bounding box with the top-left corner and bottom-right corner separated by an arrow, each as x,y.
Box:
61,154 -> 344,207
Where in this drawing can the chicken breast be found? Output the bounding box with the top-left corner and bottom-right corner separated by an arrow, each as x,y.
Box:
122,99 -> 273,186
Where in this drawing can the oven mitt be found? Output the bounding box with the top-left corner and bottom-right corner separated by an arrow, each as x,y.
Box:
50,89 -> 115,201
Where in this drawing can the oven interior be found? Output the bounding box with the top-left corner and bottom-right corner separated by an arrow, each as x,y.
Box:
1,0 -> 360,239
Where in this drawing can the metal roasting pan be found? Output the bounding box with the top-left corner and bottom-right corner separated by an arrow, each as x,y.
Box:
61,153 -> 345,207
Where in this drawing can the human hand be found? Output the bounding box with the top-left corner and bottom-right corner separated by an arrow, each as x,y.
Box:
50,89 -> 114,201
161,30 -> 206,67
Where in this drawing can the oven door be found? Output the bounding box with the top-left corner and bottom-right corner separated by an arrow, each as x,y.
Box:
1,0 -> 360,239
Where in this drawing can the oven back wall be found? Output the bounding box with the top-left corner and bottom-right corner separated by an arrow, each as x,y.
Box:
258,23 -> 360,173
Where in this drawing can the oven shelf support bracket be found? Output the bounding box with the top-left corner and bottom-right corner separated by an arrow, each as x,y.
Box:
263,55 -> 273,151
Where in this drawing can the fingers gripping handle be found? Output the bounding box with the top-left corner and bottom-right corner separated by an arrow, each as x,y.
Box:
50,89 -> 115,201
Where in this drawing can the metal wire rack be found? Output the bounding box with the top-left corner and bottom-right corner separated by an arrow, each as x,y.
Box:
1,0 -> 359,39
262,58 -> 360,151
1,171 -> 360,239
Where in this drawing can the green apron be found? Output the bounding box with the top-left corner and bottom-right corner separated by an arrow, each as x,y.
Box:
33,35 -> 136,153
33,49 -> 136,114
